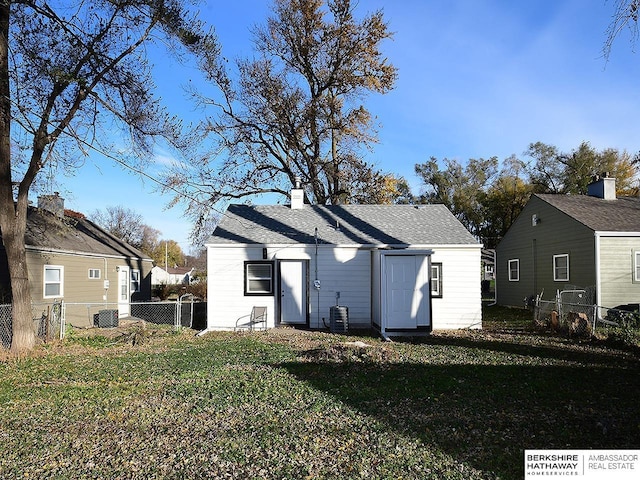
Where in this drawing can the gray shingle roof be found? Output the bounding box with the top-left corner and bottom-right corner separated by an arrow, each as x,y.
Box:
536,194 -> 640,232
208,204 -> 478,246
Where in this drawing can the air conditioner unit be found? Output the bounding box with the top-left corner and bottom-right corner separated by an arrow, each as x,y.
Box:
97,309 -> 119,328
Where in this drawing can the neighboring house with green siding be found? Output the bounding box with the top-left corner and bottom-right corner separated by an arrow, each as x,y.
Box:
0,193 -> 153,326
495,176 -> 640,309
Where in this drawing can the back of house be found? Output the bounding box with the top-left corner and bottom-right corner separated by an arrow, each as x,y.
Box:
205,200 -> 482,336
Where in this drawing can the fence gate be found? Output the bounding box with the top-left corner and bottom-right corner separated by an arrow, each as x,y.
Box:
177,294 -> 195,329
533,285 -> 640,336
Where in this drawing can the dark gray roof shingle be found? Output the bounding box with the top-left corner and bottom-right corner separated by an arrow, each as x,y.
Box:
536,194 -> 640,232
20,207 -> 152,260
208,204 -> 478,246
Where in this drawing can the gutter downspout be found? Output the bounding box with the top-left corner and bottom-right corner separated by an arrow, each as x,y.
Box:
315,228 -> 320,329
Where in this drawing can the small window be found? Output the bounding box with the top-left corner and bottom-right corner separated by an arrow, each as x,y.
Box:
44,265 -> 64,298
88,268 -> 101,279
245,261 -> 274,295
553,254 -> 569,282
431,263 -> 443,298
131,270 -> 140,293
634,251 -> 640,283
508,259 -> 519,282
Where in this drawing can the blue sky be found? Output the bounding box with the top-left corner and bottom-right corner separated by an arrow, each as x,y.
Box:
58,0 -> 640,251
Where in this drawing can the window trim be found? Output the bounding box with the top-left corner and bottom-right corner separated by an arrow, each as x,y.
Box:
508,259 -> 519,282
431,262 -> 443,298
43,265 -> 64,299
553,254 -> 569,282
244,261 -> 274,296
633,250 -> 640,283
88,268 -> 101,279
130,269 -> 140,293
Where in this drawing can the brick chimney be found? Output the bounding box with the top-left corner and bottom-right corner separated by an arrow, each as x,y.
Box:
587,173 -> 616,200
38,192 -> 65,217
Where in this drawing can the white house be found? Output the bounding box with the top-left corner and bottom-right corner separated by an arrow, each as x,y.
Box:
204,194 -> 482,337
151,265 -> 194,286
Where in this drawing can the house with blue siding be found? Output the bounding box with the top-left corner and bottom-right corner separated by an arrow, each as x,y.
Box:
495,176 -> 640,309
204,190 -> 482,337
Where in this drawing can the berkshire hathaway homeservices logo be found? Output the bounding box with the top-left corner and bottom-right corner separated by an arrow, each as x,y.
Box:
525,450 -> 639,479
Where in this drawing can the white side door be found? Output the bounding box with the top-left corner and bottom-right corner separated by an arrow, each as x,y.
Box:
117,266 -> 130,317
386,255 -> 418,329
280,261 -> 307,325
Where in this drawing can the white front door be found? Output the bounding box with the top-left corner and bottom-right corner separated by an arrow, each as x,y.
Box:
117,266 -> 130,317
384,255 -> 430,330
280,261 -> 307,325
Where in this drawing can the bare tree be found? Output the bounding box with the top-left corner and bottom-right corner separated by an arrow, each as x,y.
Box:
90,205 -> 161,253
0,0 -> 216,353
165,0 -> 397,227
603,0 -> 640,60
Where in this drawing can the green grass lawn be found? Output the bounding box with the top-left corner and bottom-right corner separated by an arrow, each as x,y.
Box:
1,308 -> 639,479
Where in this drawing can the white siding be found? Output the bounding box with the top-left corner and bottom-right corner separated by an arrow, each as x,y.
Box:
207,246 -> 277,330
151,266 -> 171,285
310,247 -> 371,329
598,236 -> 640,307
207,243 -> 481,331
371,252 -> 381,329
431,247 -> 482,329
273,245 -> 371,329
207,245 -> 371,330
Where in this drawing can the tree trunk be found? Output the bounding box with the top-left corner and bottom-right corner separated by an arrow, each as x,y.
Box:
4,223 -> 34,354
0,2 -> 35,353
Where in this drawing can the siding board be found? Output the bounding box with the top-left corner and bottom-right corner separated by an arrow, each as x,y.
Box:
599,236 -> 640,307
497,196 -> 595,306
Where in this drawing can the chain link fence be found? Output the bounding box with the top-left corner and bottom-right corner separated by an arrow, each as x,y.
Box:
1,296 -> 206,349
1,301 -> 64,348
1,303 -> 10,349
534,285 -> 640,338
62,298 -> 198,329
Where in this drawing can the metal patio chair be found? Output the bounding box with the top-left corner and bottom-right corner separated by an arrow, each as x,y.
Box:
234,306 -> 268,331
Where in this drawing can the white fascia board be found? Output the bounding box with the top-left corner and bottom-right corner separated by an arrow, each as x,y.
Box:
594,231 -> 640,237
207,243 -> 482,250
378,249 -> 434,256
25,245 -> 150,262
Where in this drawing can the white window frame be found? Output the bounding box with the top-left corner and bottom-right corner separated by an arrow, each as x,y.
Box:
130,269 -> 140,293
43,265 -> 64,298
634,251 -> 640,283
88,268 -> 101,279
508,259 -> 519,282
431,263 -> 443,298
553,254 -> 569,282
245,261 -> 274,296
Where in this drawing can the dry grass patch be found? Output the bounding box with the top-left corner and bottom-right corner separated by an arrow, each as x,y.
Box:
1,312 -> 639,479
